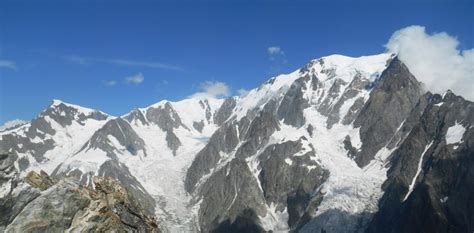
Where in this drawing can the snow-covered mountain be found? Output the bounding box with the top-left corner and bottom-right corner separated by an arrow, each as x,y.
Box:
1,53 -> 472,233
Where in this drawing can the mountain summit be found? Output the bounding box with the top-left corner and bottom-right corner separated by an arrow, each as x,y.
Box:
1,53 -> 472,233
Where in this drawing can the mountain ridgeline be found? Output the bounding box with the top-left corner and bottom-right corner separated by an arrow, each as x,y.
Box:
1,53 -> 472,233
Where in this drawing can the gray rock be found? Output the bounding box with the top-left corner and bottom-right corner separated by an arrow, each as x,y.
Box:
146,102 -> 184,131
193,120 -> 205,133
277,76 -> 309,128
367,91 -> 474,233
196,158 -> 267,233
214,97 -> 237,126
86,118 -> 146,156
123,108 -> 149,126
354,57 -> 422,167
258,138 -> 329,230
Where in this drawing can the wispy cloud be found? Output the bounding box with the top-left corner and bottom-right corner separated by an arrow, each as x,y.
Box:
62,55 -> 88,65
125,73 -> 145,85
62,55 -> 183,71
0,60 -> 18,71
103,80 -> 117,87
267,46 -> 287,73
190,81 -> 231,99
104,59 -> 182,71
267,46 -> 284,56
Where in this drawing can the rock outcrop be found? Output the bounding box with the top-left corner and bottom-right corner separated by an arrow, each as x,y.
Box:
5,171 -> 161,232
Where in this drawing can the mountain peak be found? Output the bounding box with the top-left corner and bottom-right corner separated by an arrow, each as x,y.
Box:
48,99 -> 109,117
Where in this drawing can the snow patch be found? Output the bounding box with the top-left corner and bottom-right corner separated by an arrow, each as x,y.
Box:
403,141 -> 433,202
446,121 -> 465,146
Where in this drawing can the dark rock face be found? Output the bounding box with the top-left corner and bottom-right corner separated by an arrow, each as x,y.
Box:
211,209 -> 266,233
187,105 -> 328,232
185,117 -> 246,193
1,127 -> 55,163
193,120 -> 205,133
145,102 -> 184,154
277,76 -> 309,128
354,57 -> 422,167
317,78 -> 347,119
367,92 -> 474,233
197,158 -> 267,233
258,138 -> 329,230
123,109 -> 149,126
87,118 -> 146,156
146,102 -> 184,131
326,73 -> 371,128
214,97 -> 237,126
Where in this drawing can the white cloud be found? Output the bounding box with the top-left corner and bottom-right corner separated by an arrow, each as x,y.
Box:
104,80 -> 117,86
386,25 -> 474,101
267,46 -> 284,55
0,60 -> 17,70
125,73 -> 145,85
190,81 -> 231,99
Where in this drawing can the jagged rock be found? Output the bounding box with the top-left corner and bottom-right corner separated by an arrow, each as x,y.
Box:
197,158 -> 267,233
258,138 -> 329,230
0,153 -> 41,231
367,92 -> 474,233
5,172 -> 160,232
354,57 -> 422,167
214,97 -> 237,126
185,117 -> 244,193
146,102 -> 184,131
277,76 -> 309,128
193,120 -> 205,133
124,109 -> 149,126
25,170 -> 55,190
87,118 -> 147,156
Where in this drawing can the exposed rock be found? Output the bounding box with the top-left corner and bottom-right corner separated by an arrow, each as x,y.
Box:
197,158 -> 267,233
0,153 -> 41,230
258,138 -> 329,230
193,120 -> 205,133
124,109 -> 149,126
354,57 -> 422,167
5,172 -> 160,232
277,76 -> 310,128
185,117 -> 245,193
25,170 -> 55,191
367,92 -> 474,233
87,118 -> 147,156
214,97 -> 237,126
146,102 -> 184,131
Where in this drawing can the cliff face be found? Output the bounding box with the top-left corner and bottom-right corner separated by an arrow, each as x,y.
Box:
367,92 -> 474,233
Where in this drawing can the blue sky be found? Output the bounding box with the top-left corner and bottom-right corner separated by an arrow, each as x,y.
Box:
0,0 -> 473,124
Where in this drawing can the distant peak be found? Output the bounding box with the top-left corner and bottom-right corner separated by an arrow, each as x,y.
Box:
48,99 -> 110,116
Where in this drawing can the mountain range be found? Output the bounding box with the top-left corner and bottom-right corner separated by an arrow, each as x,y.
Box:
1,53 -> 472,233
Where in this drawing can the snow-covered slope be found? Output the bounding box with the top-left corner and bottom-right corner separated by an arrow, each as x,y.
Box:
0,100 -> 111,177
